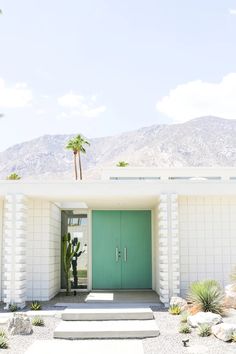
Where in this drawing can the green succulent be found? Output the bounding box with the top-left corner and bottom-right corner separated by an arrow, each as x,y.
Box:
168,304 -> 182,315
187,280 -> 224,315
179,324 -> 192,334
0,337 -> 9,349
30,301 -> 41,311
232,331 -> 236,342
9,304 -> 18,312
32,316 -> 45,326
180,311 -> 189,323
0,329 -> 7,339
197,324 -> 211,337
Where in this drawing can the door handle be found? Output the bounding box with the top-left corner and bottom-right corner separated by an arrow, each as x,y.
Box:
124,247 -> 127,262
115,247 -> 120,262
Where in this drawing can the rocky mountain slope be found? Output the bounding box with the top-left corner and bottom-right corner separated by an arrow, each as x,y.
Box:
1,116 -> 236,179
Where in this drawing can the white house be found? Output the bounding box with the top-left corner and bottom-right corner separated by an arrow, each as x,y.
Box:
0,167 -> 236,308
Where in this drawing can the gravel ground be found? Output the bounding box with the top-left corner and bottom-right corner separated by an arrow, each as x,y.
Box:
143,310 -> 236,354
1,309 -> 236,354
0,317 -> 61,354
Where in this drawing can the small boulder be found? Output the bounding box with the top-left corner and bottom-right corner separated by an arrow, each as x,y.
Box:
170,296 -> 188,311
225,284 -> 236,309
212,323 -> 236,341
187,311 -> 222,328
8,313 -> 32,335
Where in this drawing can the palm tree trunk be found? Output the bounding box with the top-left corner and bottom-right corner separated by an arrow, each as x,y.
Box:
78,151 -> 83,180
73,151 -> 78,180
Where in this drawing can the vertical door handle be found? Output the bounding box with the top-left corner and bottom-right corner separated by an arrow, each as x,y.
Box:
115,247 -> 119,262
124,247 -> 127,262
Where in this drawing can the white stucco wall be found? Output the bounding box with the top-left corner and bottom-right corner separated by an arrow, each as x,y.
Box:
27,200 -> 61,301
179,196 -> 236,296
0,199 -> 3,301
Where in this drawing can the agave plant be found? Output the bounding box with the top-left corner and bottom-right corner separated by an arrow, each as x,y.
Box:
30,301 -> 41,311
180,311 -> 190,323
187,280 -> 224,315
32,316 -> 44,326
232,331 -> 236,342
168,304 -> 182,315
0,337 -> 8,349
0,329 -> 7,339
197,324 -> 211,337
9,304 -> 18,312
179,324 -> 191,334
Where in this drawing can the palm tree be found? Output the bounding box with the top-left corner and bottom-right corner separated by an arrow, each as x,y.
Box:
116,161 -> 129,167
7,173 -> 21,180
66,135 -> 90,180
66,138 -> 79,180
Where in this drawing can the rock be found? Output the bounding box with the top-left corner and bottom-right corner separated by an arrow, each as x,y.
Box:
170,296 -> 188,311
225,284 -> 236,308
8,313 -> 32,335
212,323 -> 236,341
187,312 -> 222,328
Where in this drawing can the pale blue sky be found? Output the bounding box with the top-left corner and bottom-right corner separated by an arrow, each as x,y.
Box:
0,1 -> 236,151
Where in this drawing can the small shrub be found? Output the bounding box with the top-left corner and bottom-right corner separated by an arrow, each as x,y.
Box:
231,331 -> 236,342
32,316 -> 44,326
179,324 -> 191,334
187,280 -> 224,315
169,304 -> 181,315
30,301 -> 41,311
197,324 -> 211,337
0,329 -> 7,339
9,304 -> 18,312
180,311 -> 189,323
0,337 -> 8,349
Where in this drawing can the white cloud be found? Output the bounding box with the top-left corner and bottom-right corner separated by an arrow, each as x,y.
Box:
229,8 -> 236,15
156,73 -> 236,123
0,78 -> 33,108
57,92 -> 106,118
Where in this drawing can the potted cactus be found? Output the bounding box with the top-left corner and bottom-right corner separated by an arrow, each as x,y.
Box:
62,233 -> 81,295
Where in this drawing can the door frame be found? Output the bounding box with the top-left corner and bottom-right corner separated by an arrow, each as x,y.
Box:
88,208 -> 155,291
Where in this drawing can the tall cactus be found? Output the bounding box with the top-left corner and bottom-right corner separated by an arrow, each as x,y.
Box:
62,233 -> 80,295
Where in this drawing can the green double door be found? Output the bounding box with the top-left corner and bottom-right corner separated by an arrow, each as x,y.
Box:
92,210 -> 152,289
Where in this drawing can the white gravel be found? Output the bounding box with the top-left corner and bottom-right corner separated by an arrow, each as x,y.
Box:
1,309 -> 236,354
143,310 -> 236,354
0,317 -> 60,354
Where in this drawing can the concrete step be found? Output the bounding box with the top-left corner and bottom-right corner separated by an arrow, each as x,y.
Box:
54,319 -> 159,339
62,307 -> 154,321
25,339 -> 144,354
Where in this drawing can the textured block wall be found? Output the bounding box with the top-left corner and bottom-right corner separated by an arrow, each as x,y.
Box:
0,199 -> 3,301
179,196 -> 236,296
27,200 -> 61,301
3,195 -> 28,308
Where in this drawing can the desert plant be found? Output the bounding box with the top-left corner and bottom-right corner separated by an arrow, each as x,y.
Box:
30,301 -> 41,310
116,161 -> 129,167
197,324 -> 211,337
0,337 -> 8,349
179,324 -> 191,334
0,329 -> 7,339
168,304 -> 182,315
9,304 -> 18,312
32,316 -> 44,326
180,311 -> 190,323
6,173 -> 21,180
187,280 -> 224,315
63,232 -> 81,294
232,331 -> 236,342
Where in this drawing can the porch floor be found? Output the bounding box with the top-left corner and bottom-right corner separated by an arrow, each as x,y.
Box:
53,290 -> 161,307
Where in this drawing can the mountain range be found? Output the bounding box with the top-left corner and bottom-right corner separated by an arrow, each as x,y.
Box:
1,116 -> 236,179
